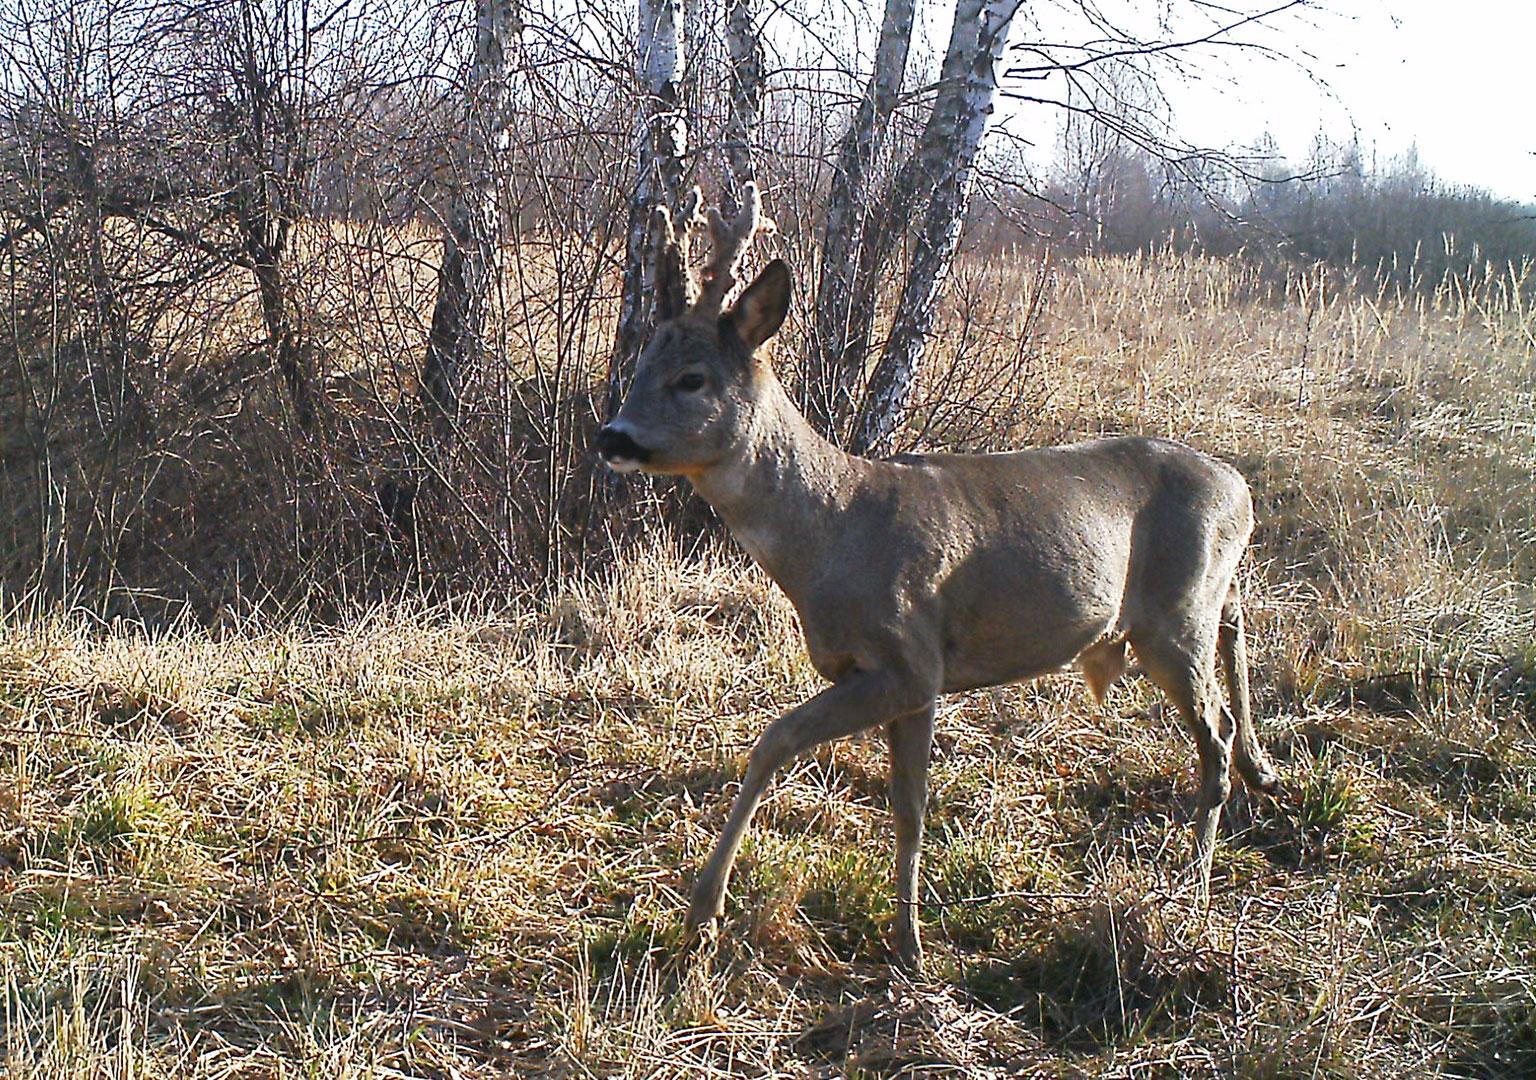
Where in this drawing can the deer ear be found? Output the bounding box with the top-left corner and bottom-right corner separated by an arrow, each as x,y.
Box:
723,259 -> 791,352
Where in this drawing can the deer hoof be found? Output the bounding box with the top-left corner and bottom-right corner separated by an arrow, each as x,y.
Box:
892,941 -> 924,977
1239,764 -> 1281,795
683,910 -> 721,952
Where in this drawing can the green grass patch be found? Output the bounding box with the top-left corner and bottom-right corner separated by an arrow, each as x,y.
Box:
796,846 -> 893,962
584,909 -> 684,973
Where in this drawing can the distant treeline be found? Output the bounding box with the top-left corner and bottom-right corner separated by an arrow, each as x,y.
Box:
987,141 -> 1536,291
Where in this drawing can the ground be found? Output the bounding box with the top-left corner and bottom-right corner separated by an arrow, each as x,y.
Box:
2,252 -> 1533,1077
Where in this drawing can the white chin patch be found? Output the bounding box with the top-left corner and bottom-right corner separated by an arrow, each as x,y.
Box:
604,457 -> 643,474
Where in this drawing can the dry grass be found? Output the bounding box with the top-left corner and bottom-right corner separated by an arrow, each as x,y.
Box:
3,251 -> 1534,1077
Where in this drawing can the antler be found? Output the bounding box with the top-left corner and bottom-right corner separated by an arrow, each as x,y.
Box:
650,187 -> 707,310
695,181 -> 777,315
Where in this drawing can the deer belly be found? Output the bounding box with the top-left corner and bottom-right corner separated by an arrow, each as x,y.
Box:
940,619 -> 1111,693
936,568 -> 1122,693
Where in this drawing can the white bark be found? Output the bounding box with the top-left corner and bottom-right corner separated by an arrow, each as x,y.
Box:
808,0 -> 917,435
609,0 -> 688,418
853,0 -> 1021,455
721,0 -> 765,218
421,0 -> 522,438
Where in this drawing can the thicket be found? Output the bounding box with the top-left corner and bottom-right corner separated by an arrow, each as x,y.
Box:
1,0 -> 1531,622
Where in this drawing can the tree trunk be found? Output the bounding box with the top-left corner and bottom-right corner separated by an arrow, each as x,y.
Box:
852,0 -> 1021,455
608,0 -> 688,419
721,0 -> 764,218
212,0 -> 315,433
229,162 -> 308,429
420,0 -> 522,443
807,0 -> 916,437
252,241 -> 312,430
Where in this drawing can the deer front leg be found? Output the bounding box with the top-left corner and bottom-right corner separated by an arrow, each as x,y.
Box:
686,667 -> 934,939
888,703 -> 936,974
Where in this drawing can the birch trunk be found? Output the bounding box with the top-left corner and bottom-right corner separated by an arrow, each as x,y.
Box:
807,0 -> 916,435
852,0 -> 1020,455
608,0 -> 688,419
420,0 -> 522,442
721,0 -> 764,217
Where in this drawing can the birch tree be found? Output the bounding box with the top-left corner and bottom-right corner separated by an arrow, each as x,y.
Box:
811,0 -> 1315,452
853,0 -> 1022,454
721,0 -> 765,217
608,0 -> 688,418
807,0 -> 917,435
420,0 -> 523,442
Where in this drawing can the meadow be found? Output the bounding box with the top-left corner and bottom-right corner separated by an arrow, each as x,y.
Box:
2,248 -> 1534,1077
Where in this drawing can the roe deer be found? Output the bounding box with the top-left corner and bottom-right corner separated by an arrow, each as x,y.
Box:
597,185 -> 1279,972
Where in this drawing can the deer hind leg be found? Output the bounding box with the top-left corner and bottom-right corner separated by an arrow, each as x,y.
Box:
887,703 -> 936,974
1219,581 -> 1279,793
1134,628 -> 1232,897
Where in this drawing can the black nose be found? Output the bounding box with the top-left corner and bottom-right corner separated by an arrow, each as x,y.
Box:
596,424 -> 651,463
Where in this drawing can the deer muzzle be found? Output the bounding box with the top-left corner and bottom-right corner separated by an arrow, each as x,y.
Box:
596,422 -> 652,473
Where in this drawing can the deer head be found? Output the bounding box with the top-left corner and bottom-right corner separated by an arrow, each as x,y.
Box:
598,183 -> 789,476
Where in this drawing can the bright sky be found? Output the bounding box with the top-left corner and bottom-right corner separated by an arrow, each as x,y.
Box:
996,0 -> 1536,202
1172,0 -> 1534,200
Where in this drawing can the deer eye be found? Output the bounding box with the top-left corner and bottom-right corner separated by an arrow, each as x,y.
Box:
672,371 -> 706,393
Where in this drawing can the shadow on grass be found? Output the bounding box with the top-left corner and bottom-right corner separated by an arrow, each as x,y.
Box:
955,900 -> 1228,1052
789,898 -> 1229,1075
795,980 -> 1056,1077
593,763 -> 733,827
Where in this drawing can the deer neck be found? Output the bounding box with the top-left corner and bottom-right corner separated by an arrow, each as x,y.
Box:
690,370 -> 864,593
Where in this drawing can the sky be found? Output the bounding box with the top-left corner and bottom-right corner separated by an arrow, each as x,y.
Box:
1161,0 -> 1535,201
992,0 -> 1536,202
